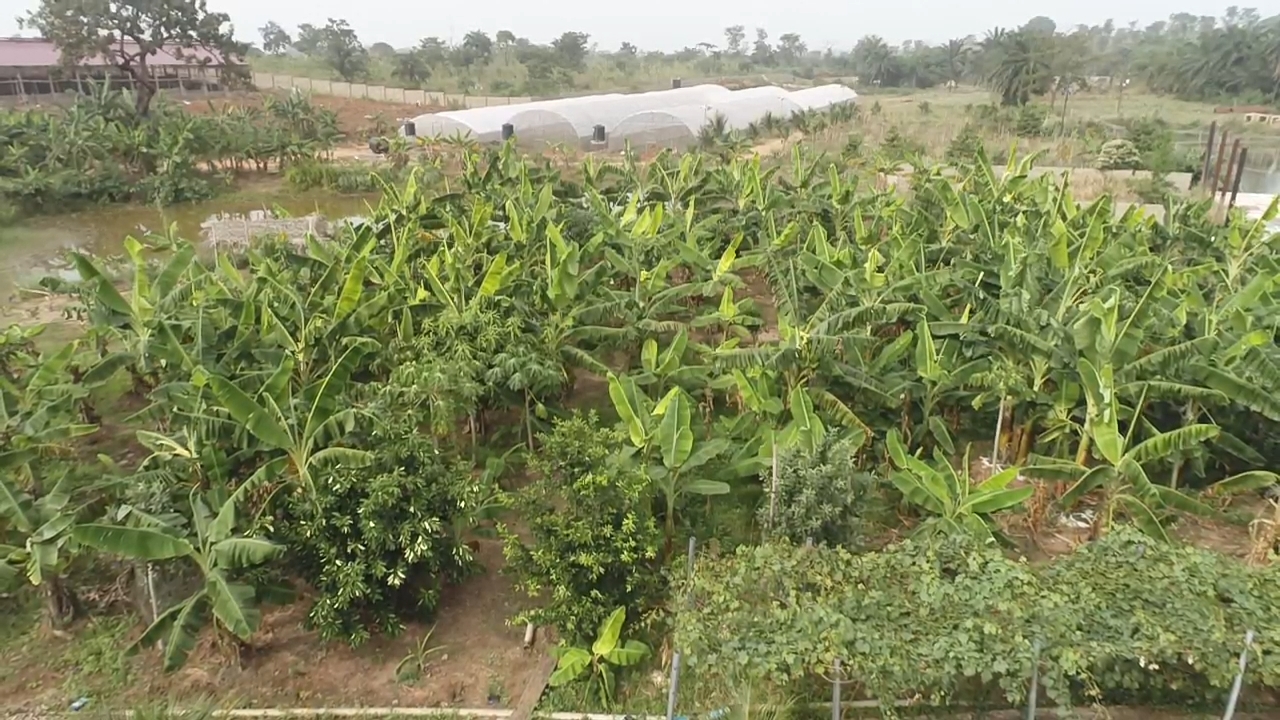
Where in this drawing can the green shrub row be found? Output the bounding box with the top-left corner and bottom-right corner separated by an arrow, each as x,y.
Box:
674,529 -> 1279,707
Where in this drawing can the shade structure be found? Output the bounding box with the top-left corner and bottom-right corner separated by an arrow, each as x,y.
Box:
788,84 -> 858,111
407,84 -> 733,147
609,93 -> 803,152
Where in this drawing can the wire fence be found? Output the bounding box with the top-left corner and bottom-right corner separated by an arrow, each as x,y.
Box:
250,72 -> 532,109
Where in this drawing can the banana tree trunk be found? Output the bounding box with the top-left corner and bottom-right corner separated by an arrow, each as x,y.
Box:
43,575 -> 77,629
1015,420 -> 1035,465
1075,435 -> 1092,466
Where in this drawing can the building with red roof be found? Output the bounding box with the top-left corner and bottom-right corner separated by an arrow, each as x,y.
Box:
0,37 -> 244,100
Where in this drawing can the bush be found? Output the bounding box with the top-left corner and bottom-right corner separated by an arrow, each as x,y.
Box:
280,410 -> 490,645
945,123 -> 985,166
759,434 -> 875,548
1014,104 -> 1049,138
675,528 -> 1280,708
1128,174 -> 1176,204
501,413 -> 665,642
1095,139 -> 1142,170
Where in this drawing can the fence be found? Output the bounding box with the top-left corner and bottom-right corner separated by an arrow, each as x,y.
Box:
250,72 -> 531,109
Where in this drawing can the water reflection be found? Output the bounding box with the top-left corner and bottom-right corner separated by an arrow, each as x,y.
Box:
0,190 -> 376,296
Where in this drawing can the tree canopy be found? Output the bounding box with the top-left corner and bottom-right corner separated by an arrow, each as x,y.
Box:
23,0 -> 246,116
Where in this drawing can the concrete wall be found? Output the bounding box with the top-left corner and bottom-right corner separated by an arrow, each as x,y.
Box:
250,72 -> 531,108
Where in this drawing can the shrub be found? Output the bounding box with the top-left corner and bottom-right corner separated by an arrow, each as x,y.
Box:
1095,139 -> 1142,170
1014,104 -> 1049,138
501,413 -> 665,642
759,434 -> 875,548
945,123 -> 985,166
280,412 -> 489,646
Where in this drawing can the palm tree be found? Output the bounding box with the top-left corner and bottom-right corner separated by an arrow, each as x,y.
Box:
852,35 -> 893,85
943,38 -> 971,88
982,28 -> 1055,106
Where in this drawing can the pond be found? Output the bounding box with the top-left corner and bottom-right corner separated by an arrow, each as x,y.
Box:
0,187 -> 378,297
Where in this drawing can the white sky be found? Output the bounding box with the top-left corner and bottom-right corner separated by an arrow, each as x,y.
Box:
4,1 -> 1274,52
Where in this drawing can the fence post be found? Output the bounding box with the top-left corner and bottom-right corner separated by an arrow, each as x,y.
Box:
1210,130 -> 1231,193
1228,147 -> 1249,212
831,658 -> 842,720
1220,138 -> 1242,202
1222,630 -> 1255,720
1025,640 -> 1041,720
666,536 -> 697,720
1196,121 -> 1216,189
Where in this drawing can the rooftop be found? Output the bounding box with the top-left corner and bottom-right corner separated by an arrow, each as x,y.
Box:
0,37 -> 236,68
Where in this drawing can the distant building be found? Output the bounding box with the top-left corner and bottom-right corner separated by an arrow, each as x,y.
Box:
0,37 -> 244,99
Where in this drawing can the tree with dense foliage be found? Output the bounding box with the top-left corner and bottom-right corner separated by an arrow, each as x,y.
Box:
23,0 -> 246,116
312,18 -> 368,81
258,20 -> 292,55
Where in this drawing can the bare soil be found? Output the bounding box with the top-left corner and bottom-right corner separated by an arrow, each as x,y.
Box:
180,91 -> 444,142
0,540 -> 542,713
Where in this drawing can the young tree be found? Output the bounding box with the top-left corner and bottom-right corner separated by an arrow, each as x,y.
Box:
369,41 -> 397,59
23,0 -> 246,116
259,21 -> 292,55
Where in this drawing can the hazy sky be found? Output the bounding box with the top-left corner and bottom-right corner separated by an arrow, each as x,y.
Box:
4,1 -> 1274,52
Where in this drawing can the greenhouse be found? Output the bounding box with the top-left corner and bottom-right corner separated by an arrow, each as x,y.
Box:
788,84 -> 858,110
607,91 -> 803,151
407,84 -> 733,147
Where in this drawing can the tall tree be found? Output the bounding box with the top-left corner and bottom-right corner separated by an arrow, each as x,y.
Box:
724,25 -> 746,55
751,28 -> 773,65
23,0 -> 246,116
552,31 -> 590,71
777,33 -> 807,64
314,18 -> 368,81
259,21 -> 292,55
461,30 -> 494,66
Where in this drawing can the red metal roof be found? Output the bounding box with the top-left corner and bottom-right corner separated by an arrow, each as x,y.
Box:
0,37 -> 235,67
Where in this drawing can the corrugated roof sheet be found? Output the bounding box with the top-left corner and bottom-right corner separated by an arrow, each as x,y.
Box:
0,37 -> 235,68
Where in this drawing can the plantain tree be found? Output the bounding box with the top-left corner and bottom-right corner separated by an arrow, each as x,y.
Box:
73,484 -> 282,671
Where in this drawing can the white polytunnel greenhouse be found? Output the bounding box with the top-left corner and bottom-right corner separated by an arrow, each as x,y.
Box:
403,83 -> 853,150
787,84 -> 858,111
406,84 -> 733,148
607,92 -> 803,152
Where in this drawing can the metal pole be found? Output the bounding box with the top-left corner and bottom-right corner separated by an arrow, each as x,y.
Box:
1025,640 -> 1041,720
1197,121 -> 1217,189
1210,130 -> 1231,193
1228,147 -> 1249,211
1222,630 -> 1254,720
665,537 -> 697,720
832,659 -> 842,720
1220,138 -> 1242,202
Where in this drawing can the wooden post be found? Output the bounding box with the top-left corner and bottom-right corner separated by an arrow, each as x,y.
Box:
1210,130 -> 1231,193
1220,138 -> 1242,202
1197,121 -> 1216,189
15,70 -> 26,103
1228,147 -> 1249,211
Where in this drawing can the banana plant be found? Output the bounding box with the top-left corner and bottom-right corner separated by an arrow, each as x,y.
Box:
885,429 -> 1033,543
203,338 -> 376,500
72,238 -> 197,390
0,452 -> 86,627
548,606 -> 649,707
72,485 -> 283,672
1058,359 -> 1272,540
608,372 -> 730,549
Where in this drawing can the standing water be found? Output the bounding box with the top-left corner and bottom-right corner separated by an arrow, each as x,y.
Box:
0,188 -> 377,297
